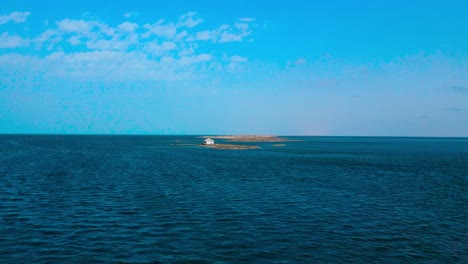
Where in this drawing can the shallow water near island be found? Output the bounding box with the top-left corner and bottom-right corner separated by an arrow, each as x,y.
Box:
1,135 -> 467,263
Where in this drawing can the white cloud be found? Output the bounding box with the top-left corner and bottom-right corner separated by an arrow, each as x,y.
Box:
231,55 -> 248,63
34,50 -> 208,81
160,56 -> 176,64
145,41 -> 177,56
35,29 -> 57,43
191,23 -> 253,43
218,22 -> 252,43
67,35 -> 81,45
218,24 -> 230,31
179,54 -> 213,65
178,12 -> 203,28
0,32 -> 29,48
123,12 -> 138,19
86,38 -> 128,51
118,21 -> 138,33
286,57 -> 309,69
54,19 -> 139,51
34,29 -> 62,50
219,31 -> 243,42
227,55 -> 249,72
195,30 -> 215,41
234,22 -> 249,31
178,46 -> 195,57
56,19 -> 94,35
239,17 -> 255,22
0,12 -> 257,81
193,19 -> 254,43
97,23 -> 115,36
144,20 -> 177,39
175,30 -> 188,41
0,11 -> 31,25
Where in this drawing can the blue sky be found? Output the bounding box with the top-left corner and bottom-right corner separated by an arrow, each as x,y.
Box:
1,0 -> 467,136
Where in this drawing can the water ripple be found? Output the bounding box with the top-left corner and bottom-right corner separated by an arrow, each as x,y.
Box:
0,135 -> 467,263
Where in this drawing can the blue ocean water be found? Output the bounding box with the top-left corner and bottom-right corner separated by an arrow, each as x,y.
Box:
0,135 -> 467,263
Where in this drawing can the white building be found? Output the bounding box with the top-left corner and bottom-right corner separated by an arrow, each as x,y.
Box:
203,138 -> 215,145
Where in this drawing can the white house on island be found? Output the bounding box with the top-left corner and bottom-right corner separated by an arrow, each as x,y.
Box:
203,138 -> 215,145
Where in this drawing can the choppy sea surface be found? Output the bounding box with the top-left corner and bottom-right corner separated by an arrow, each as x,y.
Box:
0,135 -> 467,263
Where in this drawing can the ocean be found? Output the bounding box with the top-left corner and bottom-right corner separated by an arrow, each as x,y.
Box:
0,135 -> 467,263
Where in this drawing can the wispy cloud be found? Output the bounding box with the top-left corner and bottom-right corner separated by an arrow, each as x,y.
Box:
239,17 -> 255,22
123,12 -> 139,19
0,11 -> 256,81
286,57 -> 309,69
0,33 -> 29,48
0,11 -> 30,25
118,21 -> 138,33
56,19 -> 94,34
219,21 -> 253,42
193,30 -> 216,41
143,19 -> 178,39
34,29 -> 62,50
178,12 -> 203,28
145,41 -> 177,56
231,55 -> 248,63
227,55 -> 249,72
189,18 -> 255,43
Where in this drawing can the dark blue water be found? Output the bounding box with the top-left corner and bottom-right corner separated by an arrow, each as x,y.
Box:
1,135 -> 467,263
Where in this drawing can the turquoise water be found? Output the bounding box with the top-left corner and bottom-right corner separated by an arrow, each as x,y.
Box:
1,135 -> 467,263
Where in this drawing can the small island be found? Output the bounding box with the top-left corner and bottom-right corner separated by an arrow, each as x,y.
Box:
200,137 -> 259,149
200,135 -> 291,142
172,135 -> 292,150
171,137 -> 260,150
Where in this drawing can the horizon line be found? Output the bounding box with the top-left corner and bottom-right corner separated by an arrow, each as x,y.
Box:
0,133 -> 467,139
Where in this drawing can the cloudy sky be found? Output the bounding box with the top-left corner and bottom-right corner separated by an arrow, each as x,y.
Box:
1,0 -> 467,136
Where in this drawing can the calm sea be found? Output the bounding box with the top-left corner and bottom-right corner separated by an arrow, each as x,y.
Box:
0,135 -> 467,263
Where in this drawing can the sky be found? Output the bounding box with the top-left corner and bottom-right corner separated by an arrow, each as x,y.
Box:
1,0 -> 467,136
